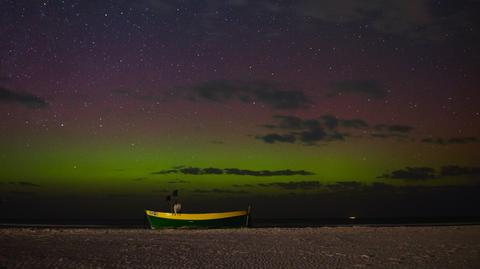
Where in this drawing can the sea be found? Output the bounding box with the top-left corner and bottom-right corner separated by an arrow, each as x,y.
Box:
1,216 -> 480,228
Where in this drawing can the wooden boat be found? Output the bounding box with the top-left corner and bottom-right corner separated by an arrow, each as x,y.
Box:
145,208 -> 250,229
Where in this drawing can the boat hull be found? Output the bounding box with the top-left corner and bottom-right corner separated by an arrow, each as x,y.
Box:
145,210 -> 249,229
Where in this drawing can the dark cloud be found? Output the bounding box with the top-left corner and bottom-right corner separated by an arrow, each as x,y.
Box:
152,169 -> 179,175
0,86 -> 48,108
370,124 -> 414,140
326,181 -> 365,191
259,180 -> 393,193
379,164 -> 480,181
440,165 -> 480,177
258,181 -> 322,190
137,0 -> 479,43
379,167 -> 436,180
375,124 -> 414,133
299,127 -> 327,144
272,115 -> 313,130
153,167 -> 315,176
297,1 -> 430,33
257,114 -> 410,145
192,188 -> 248,194
256,133 -> 296,144
328,80 -> 386,99
165,167 -> 203,175
223,168 -> 314,176
293,0 -> 474,41
167,179 -> 190,184
260,180 -> 396,193
421,137 -> 479,145
202,167 -> 223,174
179,80 -> 310,110
256,115 -> 344,145
179,167 -> 202,174
232,184 -> 255,188
320,115 -> 338,129
329,132 -> 346,141
324,182 -> 480,198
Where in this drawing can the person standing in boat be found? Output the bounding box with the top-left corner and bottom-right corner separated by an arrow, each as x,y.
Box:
166,189 -> 180,214
173,200 -> 181,215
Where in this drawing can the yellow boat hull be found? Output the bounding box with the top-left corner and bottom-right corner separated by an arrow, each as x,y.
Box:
145,210 -> 250,229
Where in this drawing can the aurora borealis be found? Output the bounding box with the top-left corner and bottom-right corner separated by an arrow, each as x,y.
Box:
1,0 -> 479,220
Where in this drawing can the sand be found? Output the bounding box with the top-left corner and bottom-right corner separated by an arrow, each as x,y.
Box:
1,226 -> 479,268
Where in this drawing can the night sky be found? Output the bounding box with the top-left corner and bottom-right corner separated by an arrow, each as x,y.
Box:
1,0 -> 480,220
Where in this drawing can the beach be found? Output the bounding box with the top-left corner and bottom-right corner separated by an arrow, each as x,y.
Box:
1,226 -> 479,268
